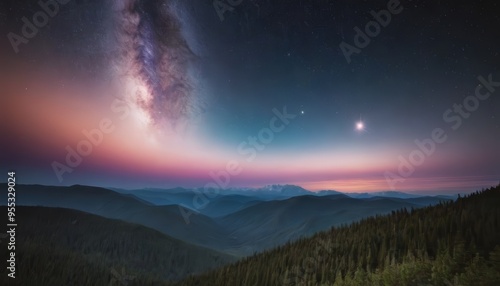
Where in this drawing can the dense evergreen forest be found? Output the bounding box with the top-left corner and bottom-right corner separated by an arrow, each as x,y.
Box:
0,207 -> 234,286
175,185 -> 500,286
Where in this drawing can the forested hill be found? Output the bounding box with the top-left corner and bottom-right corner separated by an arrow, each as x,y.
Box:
175,185 -> 500,286
0,206 -> 235,286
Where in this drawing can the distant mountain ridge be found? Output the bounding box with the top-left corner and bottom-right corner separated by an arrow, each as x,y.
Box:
2,184 -> 454,256
112,184 -> 455,202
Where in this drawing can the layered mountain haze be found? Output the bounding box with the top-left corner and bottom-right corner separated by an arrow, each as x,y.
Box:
5,184 -> 453,257
7,185 -> 237,253
3,184 -> 498,285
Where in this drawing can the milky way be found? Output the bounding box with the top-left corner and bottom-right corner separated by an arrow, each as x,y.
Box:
112,0 -> 196,129
2,0 -> 499,192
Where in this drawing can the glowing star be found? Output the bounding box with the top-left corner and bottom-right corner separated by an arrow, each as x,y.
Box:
301,110 -> 305,115
355,114 -> 366,132
356,121 -> 364,131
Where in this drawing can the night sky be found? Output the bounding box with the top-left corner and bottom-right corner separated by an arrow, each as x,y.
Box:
1,0 -> 499,193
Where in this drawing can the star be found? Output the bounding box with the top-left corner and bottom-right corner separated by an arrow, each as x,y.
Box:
356,121 -> 364,131
355,114 -> 365,132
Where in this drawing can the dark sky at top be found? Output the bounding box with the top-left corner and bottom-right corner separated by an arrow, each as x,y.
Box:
1,0 -> 499,192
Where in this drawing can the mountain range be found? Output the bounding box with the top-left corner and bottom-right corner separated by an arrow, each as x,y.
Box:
4,184 -> 452,256
0,185 -> 500,286
1,182 -> 491,285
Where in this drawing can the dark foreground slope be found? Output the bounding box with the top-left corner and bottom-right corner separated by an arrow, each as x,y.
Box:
0,207 -> 235,286
175,185 -> 500,286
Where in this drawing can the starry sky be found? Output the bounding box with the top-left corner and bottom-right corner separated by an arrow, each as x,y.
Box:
1,0 -> 499,193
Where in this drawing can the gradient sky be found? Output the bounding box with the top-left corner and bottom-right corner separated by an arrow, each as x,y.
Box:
1,0 -> 499,194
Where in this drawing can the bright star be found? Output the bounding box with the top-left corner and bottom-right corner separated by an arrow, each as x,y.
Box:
356,121 -> 364,130
355,114 -> 366,132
